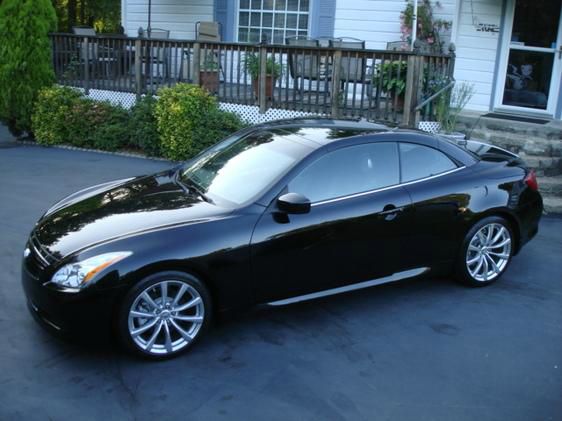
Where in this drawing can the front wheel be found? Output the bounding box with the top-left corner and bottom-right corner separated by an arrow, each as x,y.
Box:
456,216 -> 514,286
117,271 -> 212,359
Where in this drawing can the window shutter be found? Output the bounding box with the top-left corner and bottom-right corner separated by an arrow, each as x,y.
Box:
311,0 -> 336,38
215,0 -> 234,41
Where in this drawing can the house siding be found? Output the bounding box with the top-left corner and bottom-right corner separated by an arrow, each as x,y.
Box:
452,0 -> 503,112
123,0 -> 214,39
333,0 -> 456,50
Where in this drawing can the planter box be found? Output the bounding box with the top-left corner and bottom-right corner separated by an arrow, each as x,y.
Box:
252,76 -> 276,100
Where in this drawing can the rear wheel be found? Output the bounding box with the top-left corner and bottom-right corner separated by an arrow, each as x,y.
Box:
456,216 -> 514,286
118,271 -> 211,359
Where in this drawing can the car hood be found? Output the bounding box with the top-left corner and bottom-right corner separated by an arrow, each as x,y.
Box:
34,172 -> 229,259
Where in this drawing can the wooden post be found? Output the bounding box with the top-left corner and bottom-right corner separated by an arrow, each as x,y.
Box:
331,49 -> 342,118
134,38 -> 142,100
403,54 -> 424,128
192,42 -> 201,85
83,37 -> 90,95
258,44 -> 267,114
414,56 -> 425,127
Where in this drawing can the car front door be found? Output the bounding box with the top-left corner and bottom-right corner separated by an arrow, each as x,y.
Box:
250,141 -> 414,304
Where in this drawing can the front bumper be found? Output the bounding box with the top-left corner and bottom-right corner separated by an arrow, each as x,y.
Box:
21,262 -> 124,339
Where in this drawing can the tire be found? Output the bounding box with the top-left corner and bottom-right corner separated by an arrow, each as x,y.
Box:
117,271 -> 212,360
456,216 -> 514,287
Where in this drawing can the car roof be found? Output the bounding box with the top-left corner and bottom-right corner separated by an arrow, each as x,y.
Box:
250,117 -> 393,146
247,118 -> 477,167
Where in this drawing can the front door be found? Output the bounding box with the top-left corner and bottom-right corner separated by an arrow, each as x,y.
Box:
495,0 -> 562,115
250,142 -> 413,304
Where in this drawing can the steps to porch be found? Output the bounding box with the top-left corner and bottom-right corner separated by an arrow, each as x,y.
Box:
456,112 -> 562,214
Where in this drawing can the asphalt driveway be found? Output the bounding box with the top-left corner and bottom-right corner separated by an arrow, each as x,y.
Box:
0,142 -> 561,421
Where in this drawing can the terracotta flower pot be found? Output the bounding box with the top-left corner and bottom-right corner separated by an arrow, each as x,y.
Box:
199,71 -> 219,94
252,76 -> 276,100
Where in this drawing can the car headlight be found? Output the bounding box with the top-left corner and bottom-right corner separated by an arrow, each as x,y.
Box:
50,252 -> 132,289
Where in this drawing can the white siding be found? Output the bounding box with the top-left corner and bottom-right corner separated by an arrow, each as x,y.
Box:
123,0 -> 214,39
333,0 -> 456,50
453,0 -> 502,112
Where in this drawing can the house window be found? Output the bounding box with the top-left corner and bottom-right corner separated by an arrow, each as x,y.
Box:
237,0 -> 310,44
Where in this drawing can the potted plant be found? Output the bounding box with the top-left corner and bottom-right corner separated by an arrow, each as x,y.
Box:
373,61 -> 408,111
433,82 -> 475,139
244,53 -> 281,99
199,52 -> 220,94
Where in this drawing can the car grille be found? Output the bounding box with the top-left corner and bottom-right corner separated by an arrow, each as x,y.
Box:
25,233 -> 58,279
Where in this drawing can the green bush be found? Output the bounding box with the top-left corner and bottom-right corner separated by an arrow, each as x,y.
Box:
32,86 -> 83,145
155,84 -> 245,161
0,0 -> 57,135
32,84 -> 245,159
129,95 -> 161,156
33,86 -> 129,150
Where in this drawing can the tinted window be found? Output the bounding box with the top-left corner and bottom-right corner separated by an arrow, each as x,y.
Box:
399,143 -> 456,182
288,142 -> 399,202
180,130 -> 311,206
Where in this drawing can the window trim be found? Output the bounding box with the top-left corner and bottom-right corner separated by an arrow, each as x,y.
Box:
311,166 -> 466,207
235,0 -> 313,43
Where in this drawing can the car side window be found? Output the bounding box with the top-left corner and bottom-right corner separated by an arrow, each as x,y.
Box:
288,142 -> 400,203
399,143 -> 457,182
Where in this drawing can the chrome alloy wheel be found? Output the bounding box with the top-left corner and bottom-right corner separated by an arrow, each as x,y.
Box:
127,280 -> 205,355
466,223 -> 512,282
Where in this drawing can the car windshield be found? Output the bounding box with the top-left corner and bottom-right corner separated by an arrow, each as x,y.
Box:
179,129 -> 313,206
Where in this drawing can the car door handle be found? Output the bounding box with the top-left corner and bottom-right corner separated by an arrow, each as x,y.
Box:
379,204 -> 403,221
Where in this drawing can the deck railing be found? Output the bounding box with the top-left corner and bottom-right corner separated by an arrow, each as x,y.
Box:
49,33 -> 455,127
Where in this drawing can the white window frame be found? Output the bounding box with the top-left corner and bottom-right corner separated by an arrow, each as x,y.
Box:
235,0 -> 313,44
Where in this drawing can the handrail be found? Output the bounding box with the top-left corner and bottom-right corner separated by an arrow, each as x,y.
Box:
415,80 -> 455,111
48,33 -> 455,58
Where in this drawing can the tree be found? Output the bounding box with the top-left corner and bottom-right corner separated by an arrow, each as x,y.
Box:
0,0 -> 57,135
52,0 -> 121,34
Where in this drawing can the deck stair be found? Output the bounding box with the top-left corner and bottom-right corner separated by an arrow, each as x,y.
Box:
456,112 -> 562,214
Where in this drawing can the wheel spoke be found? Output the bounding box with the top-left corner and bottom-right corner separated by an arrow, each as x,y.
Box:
174,296 -> 202,312
171,284 -> 188,307
130,310 -> 156,319
467,255 -> 480,265
145,320 -> 163,351
468,244 -> 480,252
490,238 -> 510,249
161,281 -> 168,302
486,254 -> 500,274
163,322 -> 173,353
486,225 -> 494,243
170,319 -> 193,342
141,292 -> 159,310
173,314 -> 203,323
131,317 -> 158,337
491,227 -> 505,245
488,251 -> 509,259
477,231 -> 486,245
482,257 -> 489,281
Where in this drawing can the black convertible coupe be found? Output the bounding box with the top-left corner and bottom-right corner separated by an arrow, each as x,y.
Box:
22,118 -> 543,359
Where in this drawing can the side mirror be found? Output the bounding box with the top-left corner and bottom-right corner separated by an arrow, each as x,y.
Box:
277,192 -> 311,214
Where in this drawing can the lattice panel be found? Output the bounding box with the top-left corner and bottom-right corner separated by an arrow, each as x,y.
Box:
218,103 -> 322,125
75,87 -> 323,124
77,88 -> 137,109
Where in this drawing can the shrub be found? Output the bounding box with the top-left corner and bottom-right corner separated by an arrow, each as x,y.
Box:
32,86 -> 83,145
129,95 -> 161,156
0,0 -> 57,136
155,84 -> 245,161
33,86 -> 129,150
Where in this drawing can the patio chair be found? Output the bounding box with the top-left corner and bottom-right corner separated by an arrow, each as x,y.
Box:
195,22 -> 226,82
286,36 -> 327,97
139,28 -> 171,79
329,38 -> 369,84
386,41 -> 411,51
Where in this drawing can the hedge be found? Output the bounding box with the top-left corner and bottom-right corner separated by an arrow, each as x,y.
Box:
32,85 -> 246,159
